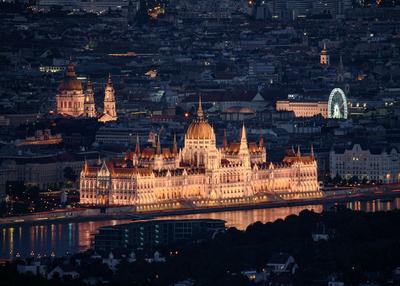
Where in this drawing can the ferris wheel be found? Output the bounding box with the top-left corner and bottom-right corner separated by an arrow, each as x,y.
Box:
328,88 -> 348,119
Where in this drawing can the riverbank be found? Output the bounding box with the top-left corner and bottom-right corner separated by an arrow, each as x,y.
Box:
1,188 -> 399,227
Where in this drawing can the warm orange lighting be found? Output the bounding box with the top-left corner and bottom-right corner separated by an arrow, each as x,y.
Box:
79,98 -> 321,208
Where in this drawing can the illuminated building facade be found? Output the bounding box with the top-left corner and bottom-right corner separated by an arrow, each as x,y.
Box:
55,63 -> 85,117
276,88 -> 349,119
330,143 -> 400,183
80,99 -> 321,207
55,63 -> 117,122
16,129 -> 62,146
84,79 -> 97,118
320,43 -> 330,65
98,75 -> 118,123
276,100 -> 328,118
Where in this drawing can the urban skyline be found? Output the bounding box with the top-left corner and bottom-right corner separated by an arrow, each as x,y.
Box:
1,0 -> 400,285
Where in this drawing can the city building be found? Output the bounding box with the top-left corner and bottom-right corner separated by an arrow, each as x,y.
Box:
276,88 -> 348,119
84,79 -> 97,118
15,129 -> 62,146
94,219 -> 226,251
329,143 -> 400,183
320,43 -> 330,65
55,63 -> 85,117
0,151 -> 99,194
55,64 -> 117,122
98,75 -> 118,123
80,98 -> 321,207
276,100 -> 328,118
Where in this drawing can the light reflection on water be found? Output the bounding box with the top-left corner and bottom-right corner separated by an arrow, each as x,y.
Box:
154,204 -> 323,230
0,198 -> 399,259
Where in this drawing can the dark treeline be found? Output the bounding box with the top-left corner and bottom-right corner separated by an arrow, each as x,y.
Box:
2,208 -> 400,285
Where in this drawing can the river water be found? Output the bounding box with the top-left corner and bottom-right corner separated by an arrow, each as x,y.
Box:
1,198 -> 399,259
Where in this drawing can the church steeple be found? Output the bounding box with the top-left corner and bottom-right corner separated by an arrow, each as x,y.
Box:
100,74 -> 117,122
84,79 -> 96,118
297,145 -> 301,157
320,42 -> 330,66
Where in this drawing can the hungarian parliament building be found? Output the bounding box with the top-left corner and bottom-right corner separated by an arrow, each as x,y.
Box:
80,99 -> 322,208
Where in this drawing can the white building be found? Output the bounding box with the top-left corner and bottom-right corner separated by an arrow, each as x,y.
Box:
329,143 -> 400,183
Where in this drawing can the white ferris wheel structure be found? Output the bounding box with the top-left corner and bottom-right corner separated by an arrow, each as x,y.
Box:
328,88 -> 348,119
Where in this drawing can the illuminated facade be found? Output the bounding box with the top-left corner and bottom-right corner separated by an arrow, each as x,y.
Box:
55,63 -> 117,122
80,99 -> 321,207
84,79 -> 97,118
276,100 -> 328,118
98,75 -> 117,123
56,63 -> 85,117
17,129 -> 62,146
320,42 -> 330,65
330,143 -> 400,183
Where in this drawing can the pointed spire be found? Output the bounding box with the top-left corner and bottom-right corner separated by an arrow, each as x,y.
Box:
259,134 -> 264,149
172,133 -> 178,155
291,145 -> 295,155
135,134 -> 141,155
223,129 -> 228,149
102,73 -> 117,120
310,145 -> 314,157
240,123 -> 247,143
323,41 -> 326,50
197,96 -> 204,121
83,157 -> 89,173
297,145 -> 301,157
156,135 -> 161,155
239,123 -> 248,156
339,55 -> 344,70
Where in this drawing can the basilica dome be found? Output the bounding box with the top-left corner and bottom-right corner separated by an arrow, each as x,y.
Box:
58,63 -> 83,91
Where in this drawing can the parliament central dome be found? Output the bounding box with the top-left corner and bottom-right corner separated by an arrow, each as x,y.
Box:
186,120 -> 214,139
185,97 -> 214,140
58,63 -> 83,91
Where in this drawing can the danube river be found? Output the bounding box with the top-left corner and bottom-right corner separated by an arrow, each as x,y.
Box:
1,198 -> 399,259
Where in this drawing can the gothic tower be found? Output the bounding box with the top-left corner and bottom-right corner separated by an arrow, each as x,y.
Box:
84,79 -> 96,118
238,124 -> 251,168
99,74 -> 117,122
320,42 -> 330,66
